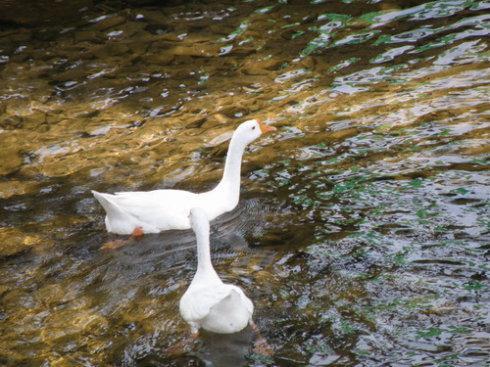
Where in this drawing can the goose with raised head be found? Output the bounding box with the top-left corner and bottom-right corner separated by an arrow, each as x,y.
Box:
92,119 -> 276,235
179,207 -> 253,335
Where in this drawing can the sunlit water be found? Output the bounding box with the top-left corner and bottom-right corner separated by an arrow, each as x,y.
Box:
0,0 -> 489,366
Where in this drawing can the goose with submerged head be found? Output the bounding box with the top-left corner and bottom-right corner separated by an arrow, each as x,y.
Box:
92,119 -> 276,236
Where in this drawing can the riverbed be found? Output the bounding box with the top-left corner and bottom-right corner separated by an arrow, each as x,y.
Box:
0,0 -> 489,366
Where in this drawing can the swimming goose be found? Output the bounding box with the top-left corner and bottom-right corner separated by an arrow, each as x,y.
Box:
92,119 -> 276,235
179,207 -> 253,335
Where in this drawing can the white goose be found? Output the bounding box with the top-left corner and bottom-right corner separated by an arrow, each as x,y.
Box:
92,119 -> 276,235
179,207 -> 253,335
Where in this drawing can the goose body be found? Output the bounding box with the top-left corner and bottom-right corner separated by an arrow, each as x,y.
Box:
92,120 -> 275,234
179,207 -> 253,334
92,188 -> 230,234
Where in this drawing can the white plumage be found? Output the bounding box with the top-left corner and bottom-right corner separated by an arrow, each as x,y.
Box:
92,119 -> 276,235
179,207 -> 253,334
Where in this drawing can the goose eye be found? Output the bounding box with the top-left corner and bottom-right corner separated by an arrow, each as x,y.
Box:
252,126 -> 256,130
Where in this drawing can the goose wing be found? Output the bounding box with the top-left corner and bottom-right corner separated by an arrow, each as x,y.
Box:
93,189 -> 199,231
92,190 -> 138,222
228,285 -> 254,316
179,285 -> 235,323
112,190 -> 197,220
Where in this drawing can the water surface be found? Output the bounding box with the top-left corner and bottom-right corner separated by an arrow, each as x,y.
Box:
0,0 -> 489,366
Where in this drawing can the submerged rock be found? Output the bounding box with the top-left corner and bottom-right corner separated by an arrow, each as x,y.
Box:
0,143 -> 23,175
0,228 -> 42,258
0,180 -> 39,199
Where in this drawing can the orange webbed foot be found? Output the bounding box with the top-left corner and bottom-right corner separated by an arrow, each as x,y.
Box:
250,321 -> 274,356
100,227 -> 144,251
100,239 -> 127,251
253,336 -> 274,356
132,226 -> 144,238
165,332 -> 197,356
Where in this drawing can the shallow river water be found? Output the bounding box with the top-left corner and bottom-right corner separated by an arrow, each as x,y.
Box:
0,0 -> 489,366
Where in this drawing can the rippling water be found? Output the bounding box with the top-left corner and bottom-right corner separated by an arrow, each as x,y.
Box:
0,0 -> 489,366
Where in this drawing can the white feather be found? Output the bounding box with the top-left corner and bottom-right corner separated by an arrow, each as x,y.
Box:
92,120 -> 270,234
179,208 -> 254,334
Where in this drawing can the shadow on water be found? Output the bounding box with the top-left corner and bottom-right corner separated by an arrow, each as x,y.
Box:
0,0 -> 489,366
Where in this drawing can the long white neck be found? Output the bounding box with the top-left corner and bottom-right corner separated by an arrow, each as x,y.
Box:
193,219 -> 219,280
213,133 -> 246,202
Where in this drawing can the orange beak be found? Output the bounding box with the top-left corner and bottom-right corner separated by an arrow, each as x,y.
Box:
259,121 -> 277,133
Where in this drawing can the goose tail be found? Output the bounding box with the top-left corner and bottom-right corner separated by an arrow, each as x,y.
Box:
92,190 -> 125,217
